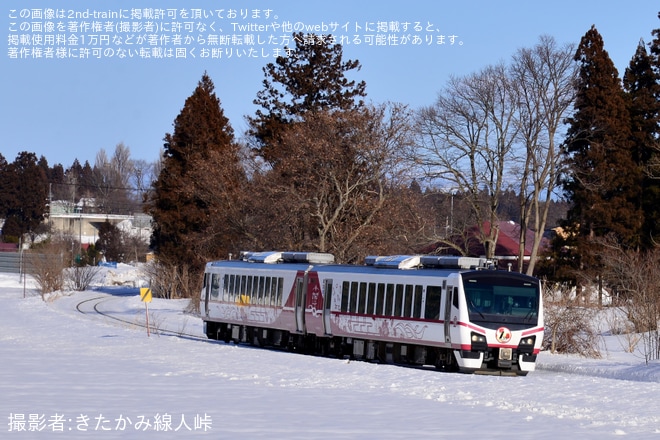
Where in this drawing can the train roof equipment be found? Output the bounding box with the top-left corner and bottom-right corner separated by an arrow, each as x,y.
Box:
365,255 -> 497,270
419,255 -> 496,270
238,251 -> 335,265
364,255 -> 421,269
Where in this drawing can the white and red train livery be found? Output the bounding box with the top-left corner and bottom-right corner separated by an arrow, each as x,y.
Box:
199,251 -> 544,375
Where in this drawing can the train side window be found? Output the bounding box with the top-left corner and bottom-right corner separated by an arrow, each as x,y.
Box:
385,284 -> 394,315
237,275 -> 244,300
413,285 -> 423,318
367,283 -> 376,315
259,277 -> 265,302
222,274 -> 229,302
243,275 -> 254,303
403,285 -> 413,317
349,281 -> 358,313
375,283 -> 385,315
341,281 -> 350,312
210,274 -> 221,299
276,277 -> 283,306
394,284 -> 403,316
229,274 -> 236,303
264,277 -> 271,306
269,277 -> 276,306
453,287 -> 459,308
358,282 -> 367,314
424,285 -> 442,320
255,276 -> 261,305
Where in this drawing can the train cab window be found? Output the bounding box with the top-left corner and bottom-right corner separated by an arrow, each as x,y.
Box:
424,285 -> 442,320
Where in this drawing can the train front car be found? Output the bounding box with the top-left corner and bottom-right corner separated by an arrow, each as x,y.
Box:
455,270 -> 543,375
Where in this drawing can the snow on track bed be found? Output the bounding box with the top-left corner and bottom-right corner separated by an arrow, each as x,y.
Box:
3,271 -> 660,438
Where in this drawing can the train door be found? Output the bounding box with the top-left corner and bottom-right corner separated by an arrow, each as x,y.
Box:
203,273 -> 210,317
323,278 -> 333,335
444,284 -> 453,344
295,275 -> 306,333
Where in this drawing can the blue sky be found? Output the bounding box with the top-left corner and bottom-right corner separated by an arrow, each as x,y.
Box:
2,1 -> 659,168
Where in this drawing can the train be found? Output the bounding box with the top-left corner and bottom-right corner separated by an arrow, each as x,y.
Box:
199,251 -> 544,375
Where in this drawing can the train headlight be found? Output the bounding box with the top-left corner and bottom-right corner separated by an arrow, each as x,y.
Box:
518,335 -> 536,354
471,334 -> 486,343
470,332 -> 488,351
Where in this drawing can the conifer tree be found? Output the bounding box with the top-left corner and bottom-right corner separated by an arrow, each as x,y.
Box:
0,152 -> 49,242
248,32 -> 367,166
623,39 -> 660,249
147,73 -> 245,290
562,26 -> 643,260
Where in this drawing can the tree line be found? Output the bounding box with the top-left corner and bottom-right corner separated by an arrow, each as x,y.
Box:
2,15 -> 660,307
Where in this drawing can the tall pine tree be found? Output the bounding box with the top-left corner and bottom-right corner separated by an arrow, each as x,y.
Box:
248,32 -> 367,166
0,152 -> 49,242
147,73 -> 245,291
562,26 -> 643,262
623,38 -> 660,249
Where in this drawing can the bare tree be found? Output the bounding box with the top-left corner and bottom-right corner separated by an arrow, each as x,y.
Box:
92,143 -> 136,214
510,36 -> 577,274
248,104 -> 414,263
598,236 -> 660,363
543,282 -> 601,357
131,159 -> 154,203
415,63 -> 519,258
110,142 -> 133,188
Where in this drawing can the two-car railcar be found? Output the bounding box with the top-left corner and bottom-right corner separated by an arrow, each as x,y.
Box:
199,251 -> 543,375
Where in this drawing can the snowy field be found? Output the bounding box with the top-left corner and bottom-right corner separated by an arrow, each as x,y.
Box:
2,264 -> 660,439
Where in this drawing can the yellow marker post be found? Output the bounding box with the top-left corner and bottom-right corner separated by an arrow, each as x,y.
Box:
140,287 -> 152,337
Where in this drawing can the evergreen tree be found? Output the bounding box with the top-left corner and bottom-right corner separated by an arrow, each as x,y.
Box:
562,26 -> 643,260
248,32 -> 367,166
147,73 -> 245,284
96,220 -> 124,262
623,39 -> 660,249
0,152 -> 49,242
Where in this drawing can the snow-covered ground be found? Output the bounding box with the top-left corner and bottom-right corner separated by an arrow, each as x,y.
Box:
2,264 -> 660,439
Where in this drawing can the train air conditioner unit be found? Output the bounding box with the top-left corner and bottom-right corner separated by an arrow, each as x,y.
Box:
364,255 -> 421,269
419,256 -> 497,270
240,251 -> 283,264
280,252 -> 335,264
240,251 -> 335,264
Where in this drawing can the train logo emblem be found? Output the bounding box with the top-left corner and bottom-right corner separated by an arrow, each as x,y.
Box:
496,327 -> 512,343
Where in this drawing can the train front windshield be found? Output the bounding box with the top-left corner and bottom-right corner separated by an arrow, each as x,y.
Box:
461,272 -> 540,328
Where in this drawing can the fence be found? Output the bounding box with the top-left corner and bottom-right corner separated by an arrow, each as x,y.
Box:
0,251 -> 36,274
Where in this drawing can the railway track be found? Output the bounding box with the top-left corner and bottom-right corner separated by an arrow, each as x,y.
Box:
74,293 -> 209,342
